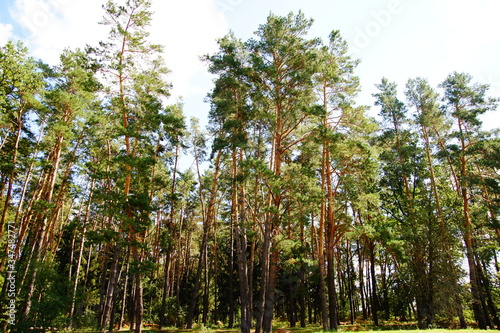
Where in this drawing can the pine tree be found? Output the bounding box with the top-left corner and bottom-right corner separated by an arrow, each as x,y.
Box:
95,1 -> 172,331
440,72 -> 498,329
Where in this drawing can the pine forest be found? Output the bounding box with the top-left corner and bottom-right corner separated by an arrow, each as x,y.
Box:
1,1 -> 500,332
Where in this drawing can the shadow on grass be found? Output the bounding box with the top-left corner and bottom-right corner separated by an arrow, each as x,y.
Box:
58,321 -> 489,333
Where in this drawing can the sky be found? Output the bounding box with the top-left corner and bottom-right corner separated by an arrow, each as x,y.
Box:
1,0 -> 499,130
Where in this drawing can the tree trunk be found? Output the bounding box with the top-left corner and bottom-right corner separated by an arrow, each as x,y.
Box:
159,254 -> 171,329
356,238 -> 368,320
0,111 -> 23,240
202,248 -> 210,324
263,248 -> 279,333
100,246 -> 121,332
458,119 -> 488,329
235,225 -> 252,333
288,279 -> 296,327
299,224 -> 307,328
256,221 -> 271,333
228,215 -> 235,329
18,132 -> 65,322
326,246 -> 338,330
134,269 -> 144,333
346,242 -> 355,324
478,260 -> 500,328
186,150 -> 222,328
186,232 -> 206,328
318,140 -> 330,331
369,242 -> 379,326
119,260 -> 130,330
68,226 -> 86,328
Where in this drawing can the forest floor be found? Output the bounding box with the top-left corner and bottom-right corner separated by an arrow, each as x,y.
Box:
97,322 -> 500,333
57,329 -> 500,333
56,322 -> 500,333
114,329 -> 500,333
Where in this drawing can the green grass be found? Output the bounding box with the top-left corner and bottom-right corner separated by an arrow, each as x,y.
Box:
286,328 -> 500,333
110,329 -> 499,333
85,328 -> 500,333
342,329 -> 499,332
56,322 -> 500,333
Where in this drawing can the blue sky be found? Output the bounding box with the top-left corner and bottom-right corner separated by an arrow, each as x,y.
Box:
1,0 -> 499,129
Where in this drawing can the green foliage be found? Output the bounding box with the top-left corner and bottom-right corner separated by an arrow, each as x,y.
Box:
2,6 -> 500,333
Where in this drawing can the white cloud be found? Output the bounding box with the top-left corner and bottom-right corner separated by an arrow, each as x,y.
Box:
149,0 -> 228,101
0,23 -> 13,44
352,1 -> 500,96
430,1 -> 500,95
10,0 -> 107,64
433,1 -> 500,46
9,0 -> 228,101
9,0 -> 228,125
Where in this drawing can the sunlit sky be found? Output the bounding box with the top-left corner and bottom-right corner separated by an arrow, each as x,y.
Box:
1,0 -> 499,129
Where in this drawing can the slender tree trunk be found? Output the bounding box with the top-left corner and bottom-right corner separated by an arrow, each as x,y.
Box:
368,242 -> 379,326
325,149 -> 338,331
0,125 -> 44,277
457,119 -> 488,329
159,254 -> 171,329
256,125 -> 279,333
0,111 -> 23,240
159,142 -> 181,328
134,268 -> 144,333
288,279 -> 296,327
235,225 -> 252,333
186,150 -> 222,328
187,235 -> 206,328
263,248 -> 279,333
228,148 -> 244,330
420,121 -> 468,329
68,179 -> 94,328
299,223 -> 307,328
357,239 -> 367,320
478,260 -> 500,328
326,245 -> 338,330
129,274 -> 137,331
256,220 -> 271,333
18,134 -> 65,323
346,242 -> 356,324
100,246 -> 121,332
202,247 -> 210,324
318,137 -> 330,331
119,260 -> 130,330
68,226 -> 87,327
465,243 -> 488,330
228,211 -> 235,329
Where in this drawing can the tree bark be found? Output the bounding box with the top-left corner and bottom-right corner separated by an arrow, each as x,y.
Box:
134,268 -> 144,333
368,242 -> 379,326
256,220 -> 271,333
263,248 -> 279,333
159,254 -> 171,329
119,260 -> 130,330
477,260 -> 500,328
100,246 -> 121,332
326,245 -> 338,330
235,225 -> 252,333
458,118 -> 488,329
0,110 -> 23,240
186,150 -> 222,328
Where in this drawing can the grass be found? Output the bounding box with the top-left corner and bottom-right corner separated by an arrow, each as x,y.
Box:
52,322 -> 500,333
75,328 -> 499,333
108,329 -> 500,333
